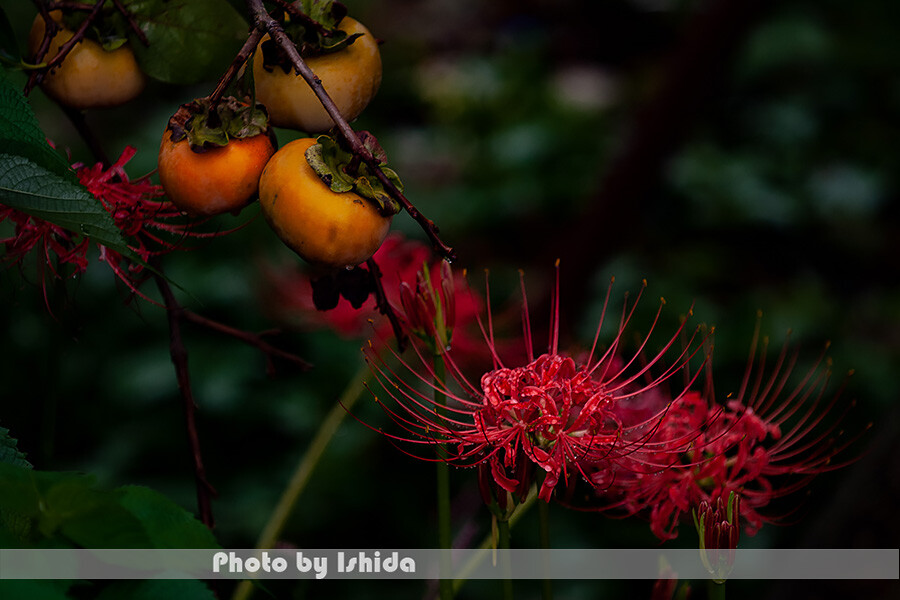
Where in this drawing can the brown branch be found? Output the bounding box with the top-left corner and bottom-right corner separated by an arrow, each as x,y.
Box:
245,0 -> 456,262
111,0 -> 149,46
180,308 -> 313,376
55,99 -> 110,165
154,270 -> 217,530
366,257 -> 407,351
48,1 -> 96,10
24,2 -> 61,95
25,0 -> 106,96
207,27 -> 264,107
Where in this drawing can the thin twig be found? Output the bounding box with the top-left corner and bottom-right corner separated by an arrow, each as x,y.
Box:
50,1 -> 96,9
25,0 -> 106,96
366,256 -> 407,351
208,27 -> 264,107
55,99 -> 110,165
154,270 -> 217,530
181,308 -> 313,375
245,0 -> 456,262
25,1 -> 62,95
111,0 -> 150,46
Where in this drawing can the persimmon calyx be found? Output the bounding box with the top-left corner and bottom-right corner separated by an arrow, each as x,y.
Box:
166,97 -> 270,152
305,133 -> 402,216
260,0 -> 363,72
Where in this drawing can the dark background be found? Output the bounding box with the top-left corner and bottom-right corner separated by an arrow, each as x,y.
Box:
2,0 -> 898,598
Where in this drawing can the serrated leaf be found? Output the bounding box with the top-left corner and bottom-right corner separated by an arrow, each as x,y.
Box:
0,153 -> 133,256
125,0 -> 248,84
0,67 -> 76,180
0,425 -> 31,469
116,486 -> 220,549
96,580 -> 217,600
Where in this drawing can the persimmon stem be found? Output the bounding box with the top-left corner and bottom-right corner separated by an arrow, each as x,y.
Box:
207,27 -> 264,108
244,0 -> 456,262
366,256 -> 407,351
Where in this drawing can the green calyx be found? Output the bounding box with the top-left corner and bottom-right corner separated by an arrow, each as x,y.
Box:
261,0 -> 362,72
305,133 -> 402,216
167,97 -> 270,152
60,6 -> 131,52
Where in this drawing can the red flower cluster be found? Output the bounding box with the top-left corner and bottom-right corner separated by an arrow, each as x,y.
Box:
367,266 -> 708,504
0,205 -> 90,278
2,146 -> 212,299
600,329 -> 862,540
366,263 -> 865,540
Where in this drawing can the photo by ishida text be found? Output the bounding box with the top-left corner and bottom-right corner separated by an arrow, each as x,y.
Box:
212,551 -> 417,579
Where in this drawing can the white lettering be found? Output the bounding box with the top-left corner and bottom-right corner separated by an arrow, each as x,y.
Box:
296,552 -> 328,579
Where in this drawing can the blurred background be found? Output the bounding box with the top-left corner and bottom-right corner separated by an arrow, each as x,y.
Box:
1,0 -> 898,598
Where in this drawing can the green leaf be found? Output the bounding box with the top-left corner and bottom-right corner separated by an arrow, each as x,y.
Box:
0,464 -> 152,548
0,424 -> 31,468
0,581 -> 74,600
0,464 -> 218,550
0,153 -> 133,256
304,134 -> 403,214
1,65 -> 136,258
116,486 -> 220,549
96,580 -> 216,600
125,0 -> 248,84
0,67 -> 76,180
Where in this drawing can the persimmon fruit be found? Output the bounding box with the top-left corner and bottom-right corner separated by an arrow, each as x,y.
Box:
28,11 -> 146,110
158,130 -> 276,217
258,138 -> 392,270
253,17 -> 382,133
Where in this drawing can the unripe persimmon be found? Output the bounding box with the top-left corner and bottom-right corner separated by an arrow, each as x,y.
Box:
253,17 -> 382,133
259,138 -> 392,269
28,11 -> 146,110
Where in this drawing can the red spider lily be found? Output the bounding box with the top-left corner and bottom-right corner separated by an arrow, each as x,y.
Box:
74,146 -> 218,295
0,205 -> 90,273
365,265 -> 710,503
2,146 -> 217,301
597,321 -> 866,541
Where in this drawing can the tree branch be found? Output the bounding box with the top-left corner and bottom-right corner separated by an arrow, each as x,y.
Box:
208,27 -> 264,107
154,271 -> 217,530
366,256 -> 407,351
244,0 -> 456,262
180,308 -> 313,376
25,0 -> 106,96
